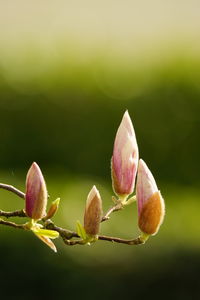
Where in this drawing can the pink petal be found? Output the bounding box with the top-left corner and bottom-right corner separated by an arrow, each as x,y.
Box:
112,111 -> 139,195
136,159 -> 158,215
25,162 -> 48,220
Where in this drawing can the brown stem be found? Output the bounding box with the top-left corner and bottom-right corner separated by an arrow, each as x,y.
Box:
0,183 -> 25,199
62,239 -> 85,246
101,202 -> 123,222
0,216 -> 146,246
98,235 -> 144,245
0,184 -> 146,247
44,220 -> 78,240
0,209 -> 27,218
44,220 -> 145,246
0,219 -> 25,229
0,183 -> 124,223
61,234 -> 144,246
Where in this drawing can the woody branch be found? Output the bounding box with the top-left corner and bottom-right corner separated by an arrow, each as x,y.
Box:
0,183 -> 145,246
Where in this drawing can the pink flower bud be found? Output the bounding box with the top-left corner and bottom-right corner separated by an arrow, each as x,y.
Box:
25,162 -> 48,220
112,111 -> 139,197
84,186 -> 103,236
136,159 -> 165,235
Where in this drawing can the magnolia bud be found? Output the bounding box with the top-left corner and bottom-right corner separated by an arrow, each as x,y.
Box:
136,159 -> 165,235
111,111 -> 139,198
25,162 -> 48,220
84,186 -> 102,236
45,198 -> 60,220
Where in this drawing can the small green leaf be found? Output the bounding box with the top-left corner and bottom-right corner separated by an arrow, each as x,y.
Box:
76,220 -> 87,240
32,227 -> 59,239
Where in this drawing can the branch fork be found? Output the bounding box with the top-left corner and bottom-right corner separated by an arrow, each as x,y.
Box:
0,182 -> 145,248
0,111 -> 165,252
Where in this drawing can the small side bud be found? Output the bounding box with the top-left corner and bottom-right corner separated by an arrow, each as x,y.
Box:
111,111 -> 139,199
25,162 -> 48,220
136,159 -> 165,235
45,198 -> 60,220
84,186 -> 103,236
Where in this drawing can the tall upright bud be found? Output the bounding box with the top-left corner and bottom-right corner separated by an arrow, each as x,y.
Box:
136,159 -> 165,235
112,111 -> 139,198
84,186 -> 103,236
25,162 -> 48,220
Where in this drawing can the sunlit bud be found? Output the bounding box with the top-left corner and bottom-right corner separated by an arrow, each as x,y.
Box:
84,186 -> 103,236
136,159 -> 165,235
111,111 -> 139,198
34,233 -> 58,252
25,162 -> 48,220
45,198 -> 60,220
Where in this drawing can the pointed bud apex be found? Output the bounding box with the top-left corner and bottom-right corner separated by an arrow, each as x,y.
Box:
136,159 -> 165,235
35,234 -> 57,252
45,198 -> 60,220
84,186 -> 103,236
112,111 -> 139,198
25,162 -> 48,220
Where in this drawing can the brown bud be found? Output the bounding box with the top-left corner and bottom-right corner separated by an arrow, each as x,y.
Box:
45,198 -> 60,220
138,191 -> 165,235
84,186 -> 103,236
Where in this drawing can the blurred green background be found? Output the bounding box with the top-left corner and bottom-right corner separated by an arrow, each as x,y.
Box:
0,1 -> 200,299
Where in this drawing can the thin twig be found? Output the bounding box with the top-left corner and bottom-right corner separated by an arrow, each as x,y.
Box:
0,209 -> 27,218
98,235 -> 143,245
101,203 -> 123,222
0,183 -> 124,223
0,184 -> 145,247
0,219 -> 25,229
44,220 -> 145,246
62,238 -> 86,246
101,195 -> 136,222
0,216 -> 145,246
0,183 -> 25,199
44,220 -> 78,240
61,234 -> 144,246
